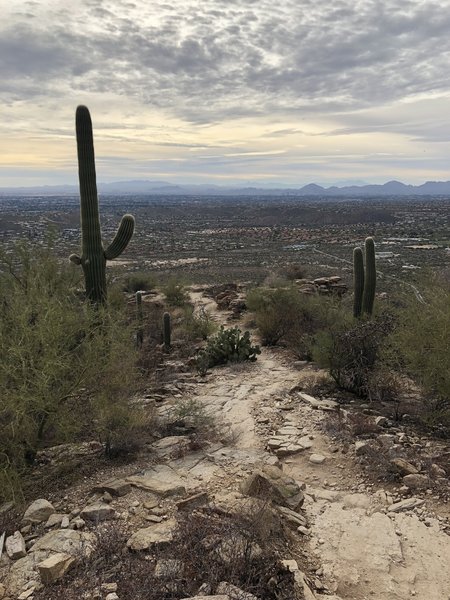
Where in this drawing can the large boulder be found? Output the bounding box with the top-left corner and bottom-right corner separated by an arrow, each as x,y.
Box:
23,499 -> 55,525
240,465 -> 304,510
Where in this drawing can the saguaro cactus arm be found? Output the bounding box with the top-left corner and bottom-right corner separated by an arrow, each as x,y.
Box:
104,214 -> 135,260
70,105 -> 135,304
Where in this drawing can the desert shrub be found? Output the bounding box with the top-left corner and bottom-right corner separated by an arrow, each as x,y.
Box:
247,285 -> 338,357
387,275 -> 450,434
121,271 -> 156,292
36,505 -> 295,600
313,314 -> 394,397
181,305 -> 217,340
163,277 -> 189,307
279,263 -> 307,280
0,240 -> 145,501
196,326 -> 260,373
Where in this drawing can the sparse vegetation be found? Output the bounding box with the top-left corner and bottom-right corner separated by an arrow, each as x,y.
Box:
0,239 -> 147,501
35,504 -> 295,600
163,277 -> 189,306
122,271 -> 157,293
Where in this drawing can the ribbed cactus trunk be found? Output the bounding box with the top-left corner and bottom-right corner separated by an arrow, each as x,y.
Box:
163,312 -> 171,351
353,247 -> 365,318
70,106 -> 135,304
362,237 -> 376,316
136,291 -> 143,348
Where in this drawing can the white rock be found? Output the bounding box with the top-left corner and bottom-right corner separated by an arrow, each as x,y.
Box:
5,531 -> 27,560
23,499 -> 55,524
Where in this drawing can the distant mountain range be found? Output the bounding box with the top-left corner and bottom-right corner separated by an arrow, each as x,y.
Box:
2,179 -> 450,197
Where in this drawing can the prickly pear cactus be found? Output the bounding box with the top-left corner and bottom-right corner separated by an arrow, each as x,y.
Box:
69,106 -> 135,304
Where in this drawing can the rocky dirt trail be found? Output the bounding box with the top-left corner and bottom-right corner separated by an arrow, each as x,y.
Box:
2,289 -> 449,600
182,289 -> 450,600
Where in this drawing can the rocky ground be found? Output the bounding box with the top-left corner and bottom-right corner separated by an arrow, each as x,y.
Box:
0,287 -> 449,600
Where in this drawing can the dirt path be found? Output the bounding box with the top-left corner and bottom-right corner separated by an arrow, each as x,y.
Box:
182,289 -> 450,600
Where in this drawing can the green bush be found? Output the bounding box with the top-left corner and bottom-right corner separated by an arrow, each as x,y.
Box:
182,305 -> 217,340
196,326 -> 260,373
387,275 -> 450,434
312,314 -> 394,397
0,240 -> 145,501
121,271 -> 156,293
163,277 -> 189,307
247,285 -> 337,357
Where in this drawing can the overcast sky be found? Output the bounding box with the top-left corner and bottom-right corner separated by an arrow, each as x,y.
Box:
2,0 -> 450,187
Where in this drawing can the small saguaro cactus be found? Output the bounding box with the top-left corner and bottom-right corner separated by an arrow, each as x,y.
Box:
353,237 -> 377,318
69,105 -> 135,304
362,237 -> 376,316
353,247 -> 365,318
163,312 -> 171,351
136,291 -> 143,348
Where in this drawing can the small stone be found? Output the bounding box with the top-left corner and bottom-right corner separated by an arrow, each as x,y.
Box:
430,463 -> 446,478
23,499 -> 55,524
216,581 -> 258,600
389,458 -> 419,476
105,594 -> 119,600
176,492 -> 209,511
127,519 -> 176,551
402,474 -> 429,490
355,440 -> 373,456
375,416 -> 388,427
388,498 -> 425,513
309,454 -> 326,464
144,514 -> 163,523
37,552 -> 75,584
5,531 -> 27,559
71,517 -> 86,529
101,583 -> 118,592
297,526 -> 309,535
92,479 -> 132,497
61,516 -> 70,529
102,492 -> 113,503
45,514 -> 65,529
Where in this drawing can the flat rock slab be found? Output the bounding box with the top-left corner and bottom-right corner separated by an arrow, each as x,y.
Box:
298,393 -> 338,411
127,464 -> 187,496
80,503 -> 116,522
32,529 -> 95,557
127,519 -> 177,551
92,479 -> 131,497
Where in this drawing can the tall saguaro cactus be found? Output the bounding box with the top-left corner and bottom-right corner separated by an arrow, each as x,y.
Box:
353,247 -> 365,318
353,237 -> 377,318
362,237 -> 376,316
69,105 -> 135,304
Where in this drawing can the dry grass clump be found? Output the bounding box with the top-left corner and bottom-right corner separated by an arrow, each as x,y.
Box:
35,504 -> 296,600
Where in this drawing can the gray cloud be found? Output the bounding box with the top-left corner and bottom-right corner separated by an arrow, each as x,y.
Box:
2,0 -> 450,124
